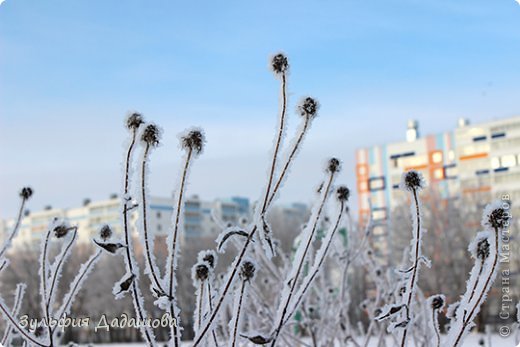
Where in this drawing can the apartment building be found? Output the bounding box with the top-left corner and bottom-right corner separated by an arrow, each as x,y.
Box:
2,194 -> 251,250
356,115 -> 520,258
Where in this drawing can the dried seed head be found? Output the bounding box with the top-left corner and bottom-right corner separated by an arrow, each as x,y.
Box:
482,201 -> 511,230
142,123 -> 161,147
297,97 -> 319,119
400,170 -> 426,192
476,238 -> 490,260
99,225 -> 113,241
326,158 -> 341,174
34,326 -> 45,337
19,187 -> 33,200
271,53 -> 289,75
53,224 -> 70,238
336,186 -> 350,202
193,263 -> 210,282
431,295 -> 445,310
198,250 -> 217,269
181,129 -> 205,154
239,260 -> 256,281
126,112 -> 144,130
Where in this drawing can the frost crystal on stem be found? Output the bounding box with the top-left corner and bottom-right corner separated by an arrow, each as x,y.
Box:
446,201 -> 511,347
398,170 -> 427,347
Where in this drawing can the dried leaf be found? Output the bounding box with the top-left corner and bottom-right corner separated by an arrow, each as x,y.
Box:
240,334 -> 273,345
117,273 -> 136,294
94,239 -> 126,254
217,229 -> 249,251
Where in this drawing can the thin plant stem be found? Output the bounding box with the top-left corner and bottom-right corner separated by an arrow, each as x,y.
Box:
40,229 -> 53,346
206,282 -> 220,347
53,250 -> 102,332
270,172 -> 336,347
230,281 -> 247,347
283,201 -> 345,324
141,143 -> 165,294
193,70 -> 291,347
261,72 -> 287,213
46,227 -> 78,312
266,115 -> 309,209
463,260 -> 484,321
122,129 -> 155,346
0,259 -> 7,274
168,148 -> 193,347
400,188 -> 422,347
0,196 -> 27,260
432,309 -> 440,347
0,299 -> 47,347
197,281 -> 205,331
192,228 -> 256,347
1,284 -> 25,346
451,227 -> 499,347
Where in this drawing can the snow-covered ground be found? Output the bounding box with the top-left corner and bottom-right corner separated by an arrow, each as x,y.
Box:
76,333 -> 518,346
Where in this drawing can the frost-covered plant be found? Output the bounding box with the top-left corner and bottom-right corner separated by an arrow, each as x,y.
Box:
398,170 -> 428,346
271,158 -> 348,346
0,190 -> 103,347
228,260 -> 256,347
375,170 -> 427,347
1,283 -> 26,346
192,52 -> 323,347
426,294 -> 445,347
446,201 -> 512,347
139,123 -> 164,295
100,113 -> 156,345
0,187 -> 33,266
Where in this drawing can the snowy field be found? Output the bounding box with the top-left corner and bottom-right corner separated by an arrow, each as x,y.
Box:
75,334 -> 518,347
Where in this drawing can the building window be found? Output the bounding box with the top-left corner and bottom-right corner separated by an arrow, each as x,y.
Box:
491,132 -> 506,139
491,157 -> 500,169
157,224 -> 162,232
431,151 -> 443,164
476,169 -> 490,176
501,154 -> 517,168
448,150 -> 455,162
368,177 -> 385,191
157,211 -> 161,218
444,164 -> 458,179
473,135 -> 487,142
372,207 -> 387,221
433,168 -> 444,180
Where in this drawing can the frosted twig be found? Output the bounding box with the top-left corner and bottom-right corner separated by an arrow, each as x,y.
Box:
119,114 -> 156,346
1,283 -> 26,346
229,260 -> 255,347
54,249 -> 102,326
0,187 -> 32,260
398,170 -> 426,347
0,295 -> 47,346
447,201 -> 510,347
139,125 -> 166,296
270,159 -> 340,347
284,188 -> 348,323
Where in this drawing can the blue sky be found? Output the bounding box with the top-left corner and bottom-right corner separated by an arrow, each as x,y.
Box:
1,0 -> 520,218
